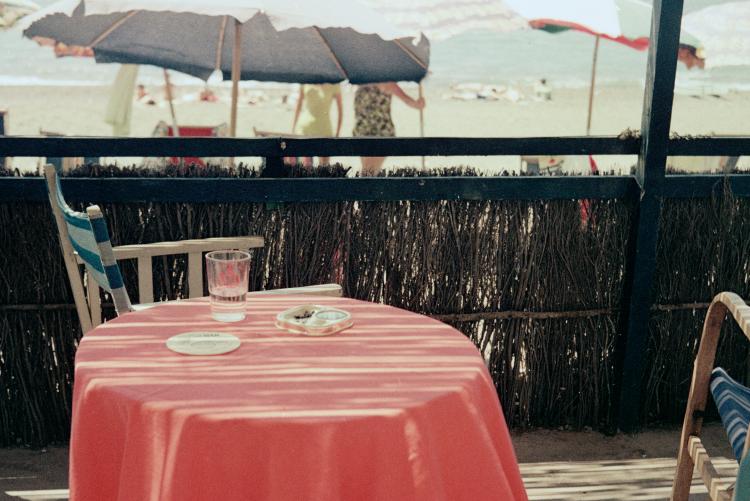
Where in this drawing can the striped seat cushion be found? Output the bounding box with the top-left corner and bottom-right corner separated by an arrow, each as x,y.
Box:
710,367 -> 750,461
50,171 -> 131,314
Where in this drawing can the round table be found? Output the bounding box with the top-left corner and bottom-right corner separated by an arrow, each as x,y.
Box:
70,296 -> 527,501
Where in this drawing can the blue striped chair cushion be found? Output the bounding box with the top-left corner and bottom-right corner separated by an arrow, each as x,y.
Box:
710,367 -> 750,462
52,175 -> 125,293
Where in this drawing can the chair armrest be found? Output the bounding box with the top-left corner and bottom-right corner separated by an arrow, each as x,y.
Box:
111,236 -> 264,260
249,284 -> 343,298
713,292 -> 750,340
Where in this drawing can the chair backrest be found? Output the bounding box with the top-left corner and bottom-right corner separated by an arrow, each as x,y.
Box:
43,165 -> 132,333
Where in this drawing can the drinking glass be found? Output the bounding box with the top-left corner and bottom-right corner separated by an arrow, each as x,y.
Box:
205,250 -> 250,322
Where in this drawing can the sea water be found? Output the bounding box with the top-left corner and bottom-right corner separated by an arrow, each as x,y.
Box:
2,22 -> 748,93
209,286 -> 247,322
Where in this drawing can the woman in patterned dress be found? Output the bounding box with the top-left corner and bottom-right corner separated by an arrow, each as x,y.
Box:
353,82 -> 425,176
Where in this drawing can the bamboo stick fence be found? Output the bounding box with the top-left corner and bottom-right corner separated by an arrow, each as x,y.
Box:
1,165 -> 748,446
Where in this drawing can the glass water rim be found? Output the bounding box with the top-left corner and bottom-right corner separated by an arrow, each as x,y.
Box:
205,250 -> 251,262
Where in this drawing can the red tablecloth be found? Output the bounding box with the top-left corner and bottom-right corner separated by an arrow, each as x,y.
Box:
70,296 -> 527,501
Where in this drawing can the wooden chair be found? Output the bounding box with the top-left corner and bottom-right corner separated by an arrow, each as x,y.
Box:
44,164 -> 341,334
672,292 -> 750,501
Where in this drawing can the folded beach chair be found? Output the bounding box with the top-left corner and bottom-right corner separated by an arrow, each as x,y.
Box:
672,292 -> 750,501
520,155 -> 565,175
43,164 -> 342,334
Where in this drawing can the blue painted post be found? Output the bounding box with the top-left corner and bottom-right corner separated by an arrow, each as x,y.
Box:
616,0 -> 685,432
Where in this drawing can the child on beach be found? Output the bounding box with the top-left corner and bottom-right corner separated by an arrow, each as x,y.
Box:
352,82 -> 425,176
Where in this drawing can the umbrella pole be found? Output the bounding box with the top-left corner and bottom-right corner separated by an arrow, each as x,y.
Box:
586,35 -> 600,135
163,69 -> 179,137
230,18 -> 241,137
419,82 -> 425,169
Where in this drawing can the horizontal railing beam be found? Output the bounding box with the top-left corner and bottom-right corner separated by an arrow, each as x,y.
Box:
0,136 -> 641,157
0,176 -> 639,202
667,137 -> 750,157
4,174 -> 750,203
661,174 -> 750,198
2,135 -> 748,157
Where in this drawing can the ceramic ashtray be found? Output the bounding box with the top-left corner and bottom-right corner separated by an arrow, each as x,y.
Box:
275,304 -> 353,336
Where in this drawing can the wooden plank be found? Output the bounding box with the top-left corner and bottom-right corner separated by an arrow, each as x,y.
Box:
668,136 -> 750,156
2,134 -> 747,159
0,176 -> 639,203
0,135 -> 640,157
42,165 -> 94,334
112,237 -> 264,260
249,284 -> 343,297
661,175 -> 750,198
616,0 -> 685,433
11,175 -> 750,203
85,270 -> 102,328
687,436 -> 733,501
187,252 -> 203,299
137,257 -> 154,304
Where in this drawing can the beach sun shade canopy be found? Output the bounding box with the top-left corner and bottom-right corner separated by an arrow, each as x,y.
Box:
20,0 -> 428,84
0,0 -> 38,28
683,1 -> 750,68
504,0 -> 704,134
505,0 -> 702,52
363,0 -> 528,41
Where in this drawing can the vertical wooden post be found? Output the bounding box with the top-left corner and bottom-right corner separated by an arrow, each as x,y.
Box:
163,69 -> 179,137
0,110 -> 7,170
137,256 -> 154,304
230,18 -> 242,138
418,83 -> 425,169
586,36 -> 600,136
615,0 -> 684,433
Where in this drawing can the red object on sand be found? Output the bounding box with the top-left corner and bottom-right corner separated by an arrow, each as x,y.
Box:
579,155 -> 600,226
166,126 -> 214,167
69,296 -> 528,501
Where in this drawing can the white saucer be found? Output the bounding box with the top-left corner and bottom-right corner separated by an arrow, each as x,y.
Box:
166,332 -> 241,356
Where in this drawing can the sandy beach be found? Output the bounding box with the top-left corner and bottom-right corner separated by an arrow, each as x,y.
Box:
2,82 -> 748,173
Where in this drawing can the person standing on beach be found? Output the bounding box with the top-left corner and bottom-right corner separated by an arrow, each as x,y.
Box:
291,83 -> 343,167
353,83 -> 425,176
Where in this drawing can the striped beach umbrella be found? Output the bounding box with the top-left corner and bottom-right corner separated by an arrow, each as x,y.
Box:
506,0 -> 704,134
0,0 -> 38,28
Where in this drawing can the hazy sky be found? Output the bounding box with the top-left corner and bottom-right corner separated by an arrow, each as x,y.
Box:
33,0 -> 741,14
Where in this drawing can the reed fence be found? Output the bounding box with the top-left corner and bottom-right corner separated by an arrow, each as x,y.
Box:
3,164 -> 748,446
